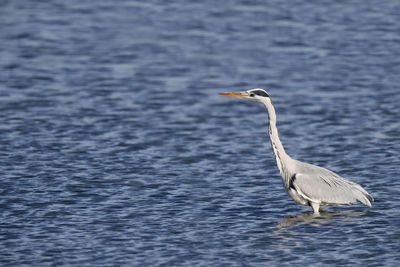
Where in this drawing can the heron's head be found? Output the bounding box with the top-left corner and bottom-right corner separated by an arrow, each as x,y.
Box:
220,88 -> 270,102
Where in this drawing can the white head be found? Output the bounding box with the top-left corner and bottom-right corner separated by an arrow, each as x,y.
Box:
220,88 -> 270,102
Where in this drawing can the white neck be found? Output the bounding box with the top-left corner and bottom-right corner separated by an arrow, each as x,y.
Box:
261,98 -> 293,176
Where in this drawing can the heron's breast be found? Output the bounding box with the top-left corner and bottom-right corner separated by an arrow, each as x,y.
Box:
287,188 -> 309,206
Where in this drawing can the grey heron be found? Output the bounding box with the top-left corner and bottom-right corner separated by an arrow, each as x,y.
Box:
220,88 -> 373,213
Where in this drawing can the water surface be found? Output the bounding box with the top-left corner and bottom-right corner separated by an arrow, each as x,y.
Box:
1,0 -> 400,266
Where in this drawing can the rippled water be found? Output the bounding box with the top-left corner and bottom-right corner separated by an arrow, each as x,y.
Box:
1,0 -> 400,266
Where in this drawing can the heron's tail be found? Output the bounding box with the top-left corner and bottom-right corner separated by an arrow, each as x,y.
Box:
353,184 -> 374,207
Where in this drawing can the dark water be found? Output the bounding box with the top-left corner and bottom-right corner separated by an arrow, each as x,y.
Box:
1,0 -> 400,266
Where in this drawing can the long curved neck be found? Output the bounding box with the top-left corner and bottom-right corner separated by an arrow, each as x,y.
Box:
261,99 -> 292,175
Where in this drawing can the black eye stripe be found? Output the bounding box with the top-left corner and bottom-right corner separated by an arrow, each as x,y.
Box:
251,90 -> 269,97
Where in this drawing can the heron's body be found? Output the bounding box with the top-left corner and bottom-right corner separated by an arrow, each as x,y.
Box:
220,88 -> 373,213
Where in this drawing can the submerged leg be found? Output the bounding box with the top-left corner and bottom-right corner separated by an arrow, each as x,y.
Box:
310,202 -> 320,214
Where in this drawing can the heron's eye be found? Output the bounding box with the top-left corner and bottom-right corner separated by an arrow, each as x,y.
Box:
249,93 -> 255,97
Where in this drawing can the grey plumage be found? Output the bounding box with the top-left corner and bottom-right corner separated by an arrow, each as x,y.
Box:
220,88 -> 373,213
287,161 -> 372,207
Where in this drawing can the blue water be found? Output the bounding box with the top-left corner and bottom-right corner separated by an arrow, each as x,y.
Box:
1,0 -> 400,266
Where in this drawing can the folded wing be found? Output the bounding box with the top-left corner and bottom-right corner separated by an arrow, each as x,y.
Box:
291,166 -> 373,206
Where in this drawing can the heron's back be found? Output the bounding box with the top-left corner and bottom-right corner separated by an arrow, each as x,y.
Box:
290,160 -> 373,206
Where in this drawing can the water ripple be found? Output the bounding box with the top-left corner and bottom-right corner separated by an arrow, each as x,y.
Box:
1,0 -> 400,266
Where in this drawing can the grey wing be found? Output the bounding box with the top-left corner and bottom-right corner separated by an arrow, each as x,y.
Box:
290,169 -> 373,206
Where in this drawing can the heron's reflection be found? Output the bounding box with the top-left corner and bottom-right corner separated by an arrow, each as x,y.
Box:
277,210 -> 368,230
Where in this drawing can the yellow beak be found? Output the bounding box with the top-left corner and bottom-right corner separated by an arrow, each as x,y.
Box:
219,92 -> 246,97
